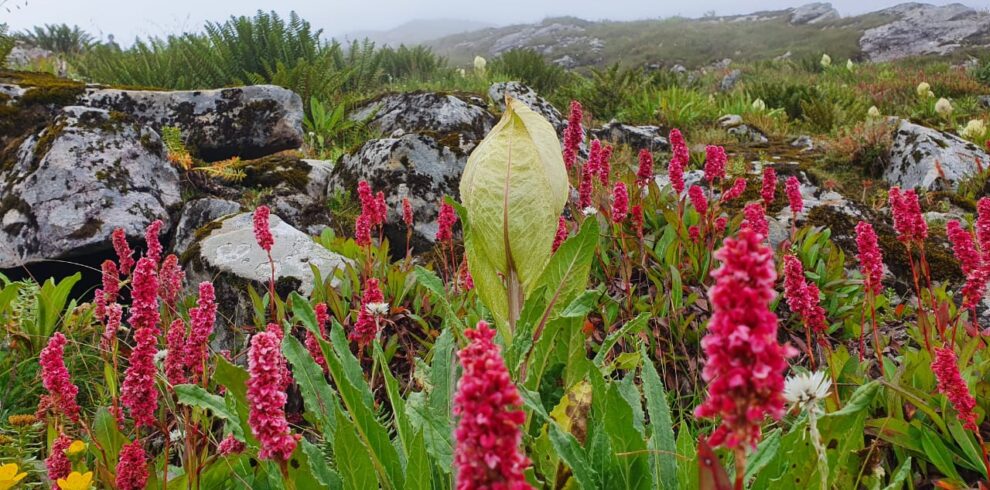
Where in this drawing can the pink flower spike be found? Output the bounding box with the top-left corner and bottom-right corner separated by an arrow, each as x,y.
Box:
453,321 -> 532,489
703,145 -> 727,183
636,149 -> 654,188
247,331 -> 297,461
349,278 -> 385,347
45,433 -> 72,482
306,303 -> 331,374
694,228 -> 795,449
932,346 -> 978,431
121,258 -> 160,428
436,201 -> 458,243
144,219 -> 164,265
688,185 -> 708,216
721,177 -> 746,202
552,216 -> 569,253
402,197 -> 414,226
116,441 -> 149,490
976,197 -> 990,261
785,176 -> 802,217
38,332 -> 80,422
611,182 -> 629,222
761,167 -> 777,209
946,221 -> 981,275
165,319 -> 189,386
217,435 -> 246,456
668,129 -> 688,195
632,205 -> 644,239
158,254 -> 184,308
101,259 -> 120,308
355,213 -> 372,247
562,101 -> 584,170
598,144 -> 613,186
889,187 -> 927,243
854,222 -> 885,295
742,203 -> 768,238
100,303 -> 123,352
253,206 -> 274,252
185,282 -> 217,378
112,228 -> 135,275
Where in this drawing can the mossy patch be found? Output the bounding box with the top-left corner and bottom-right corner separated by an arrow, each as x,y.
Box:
239,152 -> 312,192
806,205 -> 963,287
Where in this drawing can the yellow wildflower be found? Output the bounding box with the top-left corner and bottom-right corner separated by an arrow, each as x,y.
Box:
56,471 -> 93,490
66,440 -> 87,456
6,415 -> 37,427
0,463 -> 27,490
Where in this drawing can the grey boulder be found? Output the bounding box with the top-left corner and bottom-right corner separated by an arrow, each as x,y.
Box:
884,118 -> 989,191
81,84 -> 304,161
0,106 -> 181,268
488,82 -> 565,132
349,91 -> 495,152
591,121 -> 670,152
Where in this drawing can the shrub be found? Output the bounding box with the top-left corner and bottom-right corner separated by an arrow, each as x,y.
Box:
489,48 -> 570,96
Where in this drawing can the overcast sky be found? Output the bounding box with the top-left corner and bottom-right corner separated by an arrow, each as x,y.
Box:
2,0 -> 981,43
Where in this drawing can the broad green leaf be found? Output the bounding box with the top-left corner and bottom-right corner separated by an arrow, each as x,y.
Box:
173,384 -> 244,441
920,429 -> 963,482
641,350 -> 678,490
283,335 -> 339,440
92,406 -> 127,469
302,439 -> 343,490
334,411 -> 378,490
213,356 -> 256,446
593,313 -> 649,367
882,457 -> 912,490
460,97 -> 568,325
549,423 -> 601,489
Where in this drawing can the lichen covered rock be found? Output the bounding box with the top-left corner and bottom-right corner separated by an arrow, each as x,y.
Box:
488,82 -> 564,133
329,133 -> 465,252
173,198 -> 242,256
591,121 -> 670,152
349,91 -> 495,153
81,84 -> 304,161
884,118 -> 988,191
0,106 -> 180,268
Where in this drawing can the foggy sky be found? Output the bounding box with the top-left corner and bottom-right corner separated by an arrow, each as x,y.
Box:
2,0 -> 978,44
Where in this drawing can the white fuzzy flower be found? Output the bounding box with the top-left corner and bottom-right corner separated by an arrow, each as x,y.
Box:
783,371 -> 832,406
751,98 -> 766,112
820,53 -> 831,68
457,68 -> 466,77
961,119 -> 986,140
581,206 -> 598,216
867,106 -> 881,118
169,428 -> 185,443
916,82 -> 934,98
935,97 -> 953,118
365,302 -> 390,316
846,59 -> 854,71
473,56 -> 487,72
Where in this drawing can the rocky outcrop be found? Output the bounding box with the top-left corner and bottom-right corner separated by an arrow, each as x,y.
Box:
184,211 -> 349,331
173,198 -> 242,256
349,91 -> 495,153
860,3 -> 990,62
0,106 -> 181,268
718,114 -> 769,145
789,3 -> 840,24
329,134 -> 464,251
591,121 -> 670,152
232,154 -> 334,234
884,118 -> 988,191
81,85 -> 304,161
488,82 -> 564,132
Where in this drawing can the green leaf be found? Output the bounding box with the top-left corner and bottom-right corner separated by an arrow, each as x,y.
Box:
882,457 -> 912,490
323,322 -> 404,489
213,356 -> 257,446
283,335 -> 339,440
334,410 -> 378,490
920,429 -> 963,482
173,384 -> 244,441
92,406 -> 127,468
302,439 -> 343,490
641,349 -> 678,490
403,430 -> 431,490
460,97 -> 569,325
549,423 -> 601,488
593,313 -> 649,367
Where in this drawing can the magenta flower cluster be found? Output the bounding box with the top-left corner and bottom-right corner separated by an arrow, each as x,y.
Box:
116,441 -> 149,490
349,278 -> 385,346
38,332 -> 80,422
453,321 -> 531,489
121,257 -> 161,428
695,228 -> 795,449
854,222 -> 885,295
247,330 -> 297,461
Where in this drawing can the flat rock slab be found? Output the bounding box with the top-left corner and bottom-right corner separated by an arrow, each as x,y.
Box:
885,118 -> 988,191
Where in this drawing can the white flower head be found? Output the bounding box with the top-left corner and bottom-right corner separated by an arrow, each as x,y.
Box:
867,106 -> 881,118
846,59 -> 854,71
365,302 -> 390,316
820,53 -> 831,68
154,349 -> 168,367
751,98 -> 766,112
473,55 -> 487,72
783,371 -> 832,406
961,119 -> 987,140
916,82 -> 934,98
169,428 -> 185,443
935,97 -> 953,118
581,206 -> 598,216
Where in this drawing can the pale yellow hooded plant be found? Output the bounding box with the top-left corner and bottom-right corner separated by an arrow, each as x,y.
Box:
459,97 -> 568,334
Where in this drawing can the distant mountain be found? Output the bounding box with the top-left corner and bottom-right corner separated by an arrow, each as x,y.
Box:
420,2 -> 990,68
342,19 -> 496,47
